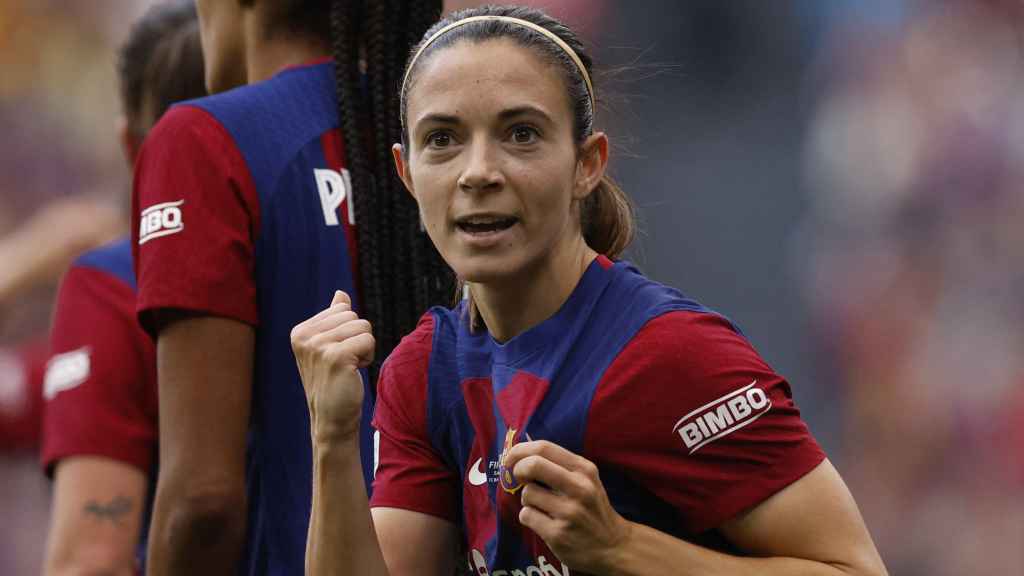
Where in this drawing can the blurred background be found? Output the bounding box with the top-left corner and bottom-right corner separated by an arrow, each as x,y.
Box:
2,0 -> 1021,573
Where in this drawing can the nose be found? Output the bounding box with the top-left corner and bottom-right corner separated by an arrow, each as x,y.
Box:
458,138 -> 504,193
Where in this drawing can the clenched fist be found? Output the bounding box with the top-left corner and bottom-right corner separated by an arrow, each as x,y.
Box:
290,290 -> 375,445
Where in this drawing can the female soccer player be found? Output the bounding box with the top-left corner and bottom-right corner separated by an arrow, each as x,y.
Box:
41,2 -> 205,574
131,1 -> 449,574
292,6 -> 889,576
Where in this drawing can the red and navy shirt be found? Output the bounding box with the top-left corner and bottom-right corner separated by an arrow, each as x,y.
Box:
371,256 -> 825,575
41,238 -> 157,574
131,61 -> 369,575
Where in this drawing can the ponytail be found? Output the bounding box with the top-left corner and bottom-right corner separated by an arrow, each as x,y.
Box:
582,175 -> 634,259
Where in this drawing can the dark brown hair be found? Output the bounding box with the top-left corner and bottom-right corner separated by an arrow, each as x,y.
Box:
118,0 -> 206,136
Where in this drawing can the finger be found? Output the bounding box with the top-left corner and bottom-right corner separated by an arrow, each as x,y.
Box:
292,309 -> 357,347
512,455 -> 589,500
308,319 -> 372,349
325,331 -> 376,368
520,482 -> 575,520
519,505 -> 557,542
296,299 -> 352,334
506,440 -> 595,477
309,310 -> 360,335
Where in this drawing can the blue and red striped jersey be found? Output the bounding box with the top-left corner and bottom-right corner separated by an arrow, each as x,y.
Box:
132,61 -> 373,575
371,256 -> 825,574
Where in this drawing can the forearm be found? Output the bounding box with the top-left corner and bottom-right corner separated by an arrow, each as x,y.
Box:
45,500 -> 139,576
307,437 -> 389,576
603,521 -> 869,576
146,476 -> 247,576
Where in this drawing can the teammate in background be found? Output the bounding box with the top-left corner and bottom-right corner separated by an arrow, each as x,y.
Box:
131,1 -> 450,574
292,6 -> 889,576
40,2 -> 206,574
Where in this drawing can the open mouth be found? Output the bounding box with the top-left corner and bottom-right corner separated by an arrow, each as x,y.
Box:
455,214 -> 519,234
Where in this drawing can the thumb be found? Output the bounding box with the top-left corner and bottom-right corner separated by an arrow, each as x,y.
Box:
332,290 -> 351,307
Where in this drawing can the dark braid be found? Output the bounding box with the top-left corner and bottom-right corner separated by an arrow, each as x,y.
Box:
365,0 -> 398,352
330,0 -> 451,383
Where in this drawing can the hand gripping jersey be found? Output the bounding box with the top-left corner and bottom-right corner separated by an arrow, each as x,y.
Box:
41,238 -> 157,574
131,61 -> 373,575
371,256 -> 826,575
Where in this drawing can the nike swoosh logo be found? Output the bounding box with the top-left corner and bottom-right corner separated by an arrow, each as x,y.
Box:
468,457 -> 487,486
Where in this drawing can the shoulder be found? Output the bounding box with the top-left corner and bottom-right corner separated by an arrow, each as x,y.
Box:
71,238 -> 135,290
185,63 -> 334,127
623,309 -> 751,363
604,260 -> 730,321
172,64 -> 338,195
54,241 -> 144,342
183,63 -> 336,149
146,102 -> 231,148
599,309 -> 766,397
381,311 -> 437,374
136,102 -> 241,180
377,306 -> 470,414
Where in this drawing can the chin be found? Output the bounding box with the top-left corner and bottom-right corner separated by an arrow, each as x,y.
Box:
449,253 -> 526,286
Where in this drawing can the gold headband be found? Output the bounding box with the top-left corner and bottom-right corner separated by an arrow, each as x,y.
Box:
402,15 -> 596,115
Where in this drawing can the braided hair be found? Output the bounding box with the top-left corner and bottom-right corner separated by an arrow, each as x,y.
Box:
328,0 -> 451,381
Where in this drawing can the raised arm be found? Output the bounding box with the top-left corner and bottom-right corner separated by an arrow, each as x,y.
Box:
293,292 -> 459,576
145,316 -> 252,576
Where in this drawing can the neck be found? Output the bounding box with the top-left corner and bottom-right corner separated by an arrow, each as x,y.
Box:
245,26 -> 329,84
473,238 -> 598,343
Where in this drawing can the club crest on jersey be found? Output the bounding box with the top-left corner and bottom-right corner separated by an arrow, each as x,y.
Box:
498,427 -> 523,494
672,380 -> 772,454
139,200 -> 184,244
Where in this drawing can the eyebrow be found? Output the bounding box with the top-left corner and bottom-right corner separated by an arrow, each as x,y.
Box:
415,113 -> 460,130
414,105 -> 555,132
497,105 -> 554,124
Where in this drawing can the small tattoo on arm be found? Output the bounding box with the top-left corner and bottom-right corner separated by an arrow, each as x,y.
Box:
83,496 -> 133,525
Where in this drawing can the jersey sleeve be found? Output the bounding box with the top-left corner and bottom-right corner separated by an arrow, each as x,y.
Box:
41,267 -> 157,477
369,314 -> 459,523
131,104 -> 261,336
585,310 -> 826,535
0,337 -> 47,451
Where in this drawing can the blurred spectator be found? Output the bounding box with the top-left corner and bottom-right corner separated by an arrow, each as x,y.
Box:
800,1 -> 1024,574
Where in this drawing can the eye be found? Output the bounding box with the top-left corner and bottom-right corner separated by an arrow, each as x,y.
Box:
510,125 -> 539,145
425,130 -> 453,148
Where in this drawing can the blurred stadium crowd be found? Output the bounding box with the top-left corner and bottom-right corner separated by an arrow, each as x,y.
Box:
0,0 -> 1020,574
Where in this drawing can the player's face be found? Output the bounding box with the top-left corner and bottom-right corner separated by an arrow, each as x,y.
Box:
194,0 -> 247,93
397,39 -> 591,285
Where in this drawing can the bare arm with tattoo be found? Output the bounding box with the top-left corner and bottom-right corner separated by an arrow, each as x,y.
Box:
44,457 -> 148,576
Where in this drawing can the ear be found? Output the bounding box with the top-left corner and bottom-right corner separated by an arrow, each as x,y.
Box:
574,132 -> 609,201
392,143 -> 416,200
117,115 -> 142,168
